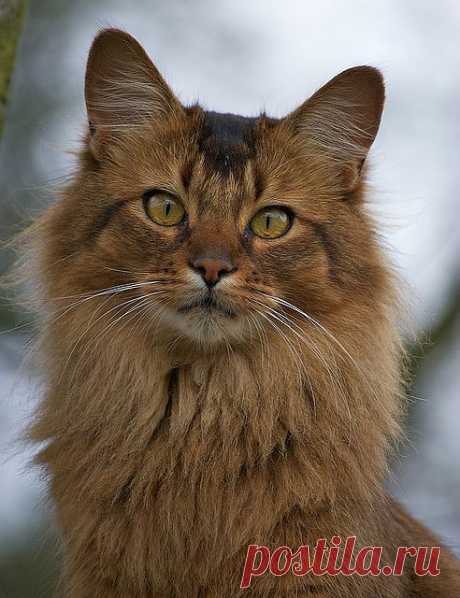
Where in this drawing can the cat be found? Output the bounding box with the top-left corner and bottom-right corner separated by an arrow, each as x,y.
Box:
23,28 -> 459,597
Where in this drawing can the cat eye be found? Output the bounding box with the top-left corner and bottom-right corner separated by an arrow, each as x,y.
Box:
144,192 -> 186,226
250,207 -> 291,239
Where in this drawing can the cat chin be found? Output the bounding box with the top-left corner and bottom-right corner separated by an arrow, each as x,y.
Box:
161,306 -> 247,346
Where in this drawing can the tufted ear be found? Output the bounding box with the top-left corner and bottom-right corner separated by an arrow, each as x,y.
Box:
85,28 -> 182,157
285,66 -> 385,192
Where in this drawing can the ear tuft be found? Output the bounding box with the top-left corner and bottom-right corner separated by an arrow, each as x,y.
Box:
286,66 -> 385,192
85,29 -> 182,156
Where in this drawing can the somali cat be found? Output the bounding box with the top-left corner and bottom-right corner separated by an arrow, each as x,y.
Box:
24,29 -> 459,597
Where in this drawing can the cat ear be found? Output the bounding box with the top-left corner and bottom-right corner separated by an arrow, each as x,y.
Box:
285,66 -> 385,192
85,28 -> 182,157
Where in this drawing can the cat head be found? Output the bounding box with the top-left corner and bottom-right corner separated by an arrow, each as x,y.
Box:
40,29 -> 389,348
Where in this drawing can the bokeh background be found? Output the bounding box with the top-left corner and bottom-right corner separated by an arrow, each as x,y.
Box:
1,1 -> 459,596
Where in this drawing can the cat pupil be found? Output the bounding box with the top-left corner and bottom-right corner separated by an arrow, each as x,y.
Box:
265,215 -> 271,230
165,201 -> 171,216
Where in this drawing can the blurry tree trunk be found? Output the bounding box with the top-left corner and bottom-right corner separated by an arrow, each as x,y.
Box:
406,278 -> 460,431
0,0 -> 27,331
409,279 -> 460,376
0,0 -> 27,135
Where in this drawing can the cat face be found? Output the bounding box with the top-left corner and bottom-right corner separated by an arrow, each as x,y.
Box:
43,29 -> 387,347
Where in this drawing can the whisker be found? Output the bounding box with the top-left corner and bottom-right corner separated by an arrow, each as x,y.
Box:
251,298 -> 334,372
103,266 -> 160,277
43,281 -> 168,332
249,300 -> 317,416
261,293 -> 357,368
247,312 -> 269,372
60,292 -> 165,386
53,280 -> 163,302
250,304 -> 305,389
258,291 -> 380,410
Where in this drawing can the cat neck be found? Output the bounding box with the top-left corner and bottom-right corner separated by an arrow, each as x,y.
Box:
34,318 -> 403,508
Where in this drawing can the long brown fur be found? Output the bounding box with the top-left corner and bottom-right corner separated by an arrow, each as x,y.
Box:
21,29 -> 459,596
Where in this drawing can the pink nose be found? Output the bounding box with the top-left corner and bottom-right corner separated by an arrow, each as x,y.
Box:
190,256 -> 236,287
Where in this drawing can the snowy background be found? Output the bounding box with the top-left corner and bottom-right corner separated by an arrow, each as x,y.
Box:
1,1 -> 459,595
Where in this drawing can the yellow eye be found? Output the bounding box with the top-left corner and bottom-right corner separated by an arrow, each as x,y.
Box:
250,208 -> 291,239
144,192 -> 185,226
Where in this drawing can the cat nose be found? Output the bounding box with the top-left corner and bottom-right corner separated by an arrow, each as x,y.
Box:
190,255 -> 236,288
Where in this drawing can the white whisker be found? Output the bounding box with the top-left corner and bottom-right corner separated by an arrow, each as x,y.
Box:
250,304 -> 305,389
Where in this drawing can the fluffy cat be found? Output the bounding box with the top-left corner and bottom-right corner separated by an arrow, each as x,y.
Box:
24,29 -> 459,597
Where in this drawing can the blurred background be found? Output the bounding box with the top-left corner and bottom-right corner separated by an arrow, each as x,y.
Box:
1,0 -> 459,596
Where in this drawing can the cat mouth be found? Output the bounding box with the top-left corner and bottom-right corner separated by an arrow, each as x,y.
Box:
177,295 -> 237,318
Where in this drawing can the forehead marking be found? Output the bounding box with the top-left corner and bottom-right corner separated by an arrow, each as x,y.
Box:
198,111 -> 257,178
